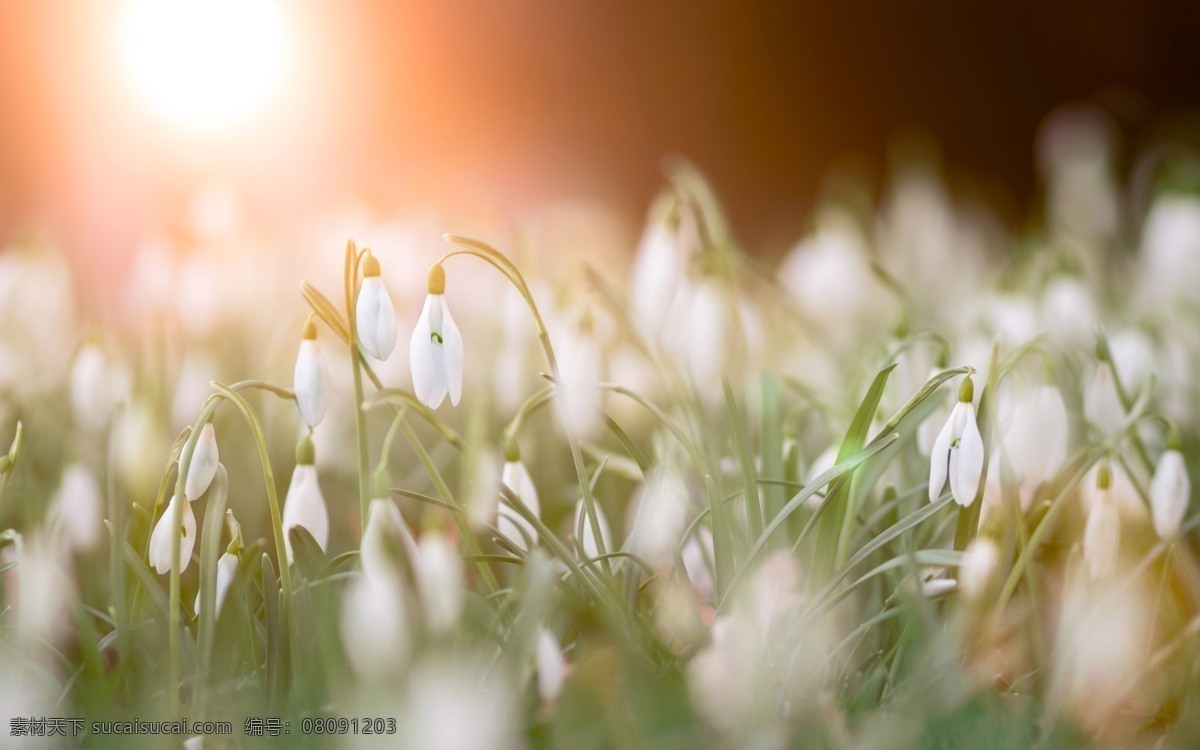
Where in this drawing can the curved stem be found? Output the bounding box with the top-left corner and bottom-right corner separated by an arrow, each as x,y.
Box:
345,240 -> 372,530
441,235 -> 610,574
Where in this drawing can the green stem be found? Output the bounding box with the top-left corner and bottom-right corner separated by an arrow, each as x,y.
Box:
440,235 -> 610,575
345,241 -> 372,531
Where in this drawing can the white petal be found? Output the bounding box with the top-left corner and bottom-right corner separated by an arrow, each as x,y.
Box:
410,295 -> 447,408
340,563 -> 408,679
1084,499 -> 1120,580
415,534 -> 464,631
281,465 -> 329,563
440,296 -> 464,406
1151,450 -> 1190,539
499,460 -> 540,551
184,424 -> 219,501
150,495 -> 196,575
196,551 -> 239,617
293,339 -> 327,428
928,411 -> 955,503
949,406 -> 984,507
960,537 -> 999,601
536,628 -> 567,703
356,277 -> 398,360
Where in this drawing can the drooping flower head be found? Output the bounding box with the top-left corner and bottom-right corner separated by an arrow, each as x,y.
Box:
1084,462 -> 1120,581
410,263 -> 464,409
928,375 -> 984,506
1151,433 -> 1190,539
356,249 -> 398,361
293,314 -> 327,429
185,423 -> 219,502
499,437 -> 540,552
149,493 -> 197,575
281,434 -> 329,563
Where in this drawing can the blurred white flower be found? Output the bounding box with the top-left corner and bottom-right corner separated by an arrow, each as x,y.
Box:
1150,448 -> 1190,539
293,317 -> 327,429
1083,465 -> 1120,581
572,499 -> 612,559
535,628 -> 567,704
193,551 -> 238,618
1138,193 -> 1200,308
149,494 -> 197,575
361,498 -> 418,577
184,424 -> 219,501
282,460 -> 329,564
499,457 -> 540,551
1083,364 -> 1125,435
356,251 -> 398,361
1080,460 -> 1147,522
928,377 -> 984,506
553,315 -> 604,439
171,354 -> 218,431
410,265 -> 464,409
778,215 -> 886,334
681,527 -> 715,603
1039,276 -> 1097,346
340,559 -> 409,681
624,466 -> 689,569
399,658 -> 514,750
803,445 -> 838,510
414,531 -> 464,632
960,536 -> 1000,602
988,384 -> 1068,512
47,463 -> 103,552
629,196 -> 683,329
69,343 -> 130,433
116,400 -> 164,501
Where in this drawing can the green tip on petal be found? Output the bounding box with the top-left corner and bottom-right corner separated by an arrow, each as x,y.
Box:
1097,462 -> 1112,490
295,434 -> 316,466
428,264 -> 446,295
504,435 -> 521,463
957,375 -> 974,404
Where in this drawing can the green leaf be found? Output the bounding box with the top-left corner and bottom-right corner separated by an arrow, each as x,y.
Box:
288,525 -> 328,582
813,364 -> 896,580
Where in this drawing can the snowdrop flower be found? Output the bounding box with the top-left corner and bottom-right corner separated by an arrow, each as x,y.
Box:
1138,193 -> 1200,307
340,557 -> 409,680
361,496 -> 419,577
281,435 -> 329,563
625,466 -> 689,569
499,441 -> 540,551
184,423 -> 219,501
928,376 -> 984,506
535,628 -> 568,704
960,536 -> 1000,602
293,315 -> 327,428
410,264 -> 464,409
355,250 -> 398,361
572,499 -> 612,559
149,494 -> 197,575
193,550 -> 238,618
1150,443 -> 1190,539
69,343 -> 129,433
554,313 -> 604,439
414,530 -> 464,632
1084,464 -> 1120,581
630,193 -> 683,329
47,463 -> 103,552
1083,363 -> 1124,435
681,527 -> 715,602
988,384 -> 1068,512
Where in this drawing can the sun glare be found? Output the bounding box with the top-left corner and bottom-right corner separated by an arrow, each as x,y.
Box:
119,0 -> 286,131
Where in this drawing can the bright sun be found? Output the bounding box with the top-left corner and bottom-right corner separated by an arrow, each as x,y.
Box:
119,0 -> 286,130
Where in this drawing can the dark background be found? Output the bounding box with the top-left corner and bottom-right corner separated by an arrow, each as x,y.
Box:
2,0 -> 1200,266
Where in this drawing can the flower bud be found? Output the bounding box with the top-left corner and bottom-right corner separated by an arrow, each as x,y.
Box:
355,250 -> 398,361
1151,448 -> 1190,539
293,316 -> 327,428
184,424 -> 219,501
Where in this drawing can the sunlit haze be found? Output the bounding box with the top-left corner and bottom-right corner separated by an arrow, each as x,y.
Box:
118,0 -> 286,130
